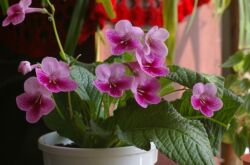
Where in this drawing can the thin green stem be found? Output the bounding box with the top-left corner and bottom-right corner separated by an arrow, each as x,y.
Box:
45,0 -> 67,62
55,103 -> 65,120
67,92 -> 73,119
50,17 -> 67,61
52,95 -> 65,120
186,116 -> 228,128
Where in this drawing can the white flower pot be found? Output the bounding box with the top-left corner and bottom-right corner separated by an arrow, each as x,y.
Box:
38,132 -> 158,165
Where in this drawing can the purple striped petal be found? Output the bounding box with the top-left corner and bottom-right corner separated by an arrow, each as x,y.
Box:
191,96 -> 201,110
200,105 -> 214,117
56,78 -> 78,92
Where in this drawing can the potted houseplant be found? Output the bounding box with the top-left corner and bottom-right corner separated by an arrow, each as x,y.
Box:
2,0 -> 243,165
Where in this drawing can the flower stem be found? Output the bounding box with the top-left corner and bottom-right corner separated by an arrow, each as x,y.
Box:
186,116 -> 228,128
45,0 -> 68,62
52,95 -> 65,120
67,92 -> 73,119
50,17 -> 67,61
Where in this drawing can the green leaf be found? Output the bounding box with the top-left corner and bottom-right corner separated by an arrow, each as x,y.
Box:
106,101 -> 215,165
97,0 -> 116,19
0,0 -> 8,15
243,94 -> 250,112
162,0 -> 178,65
243,54 -> 250,72
64,0 -> 90,56
212,0 -> 231,14
44,92 -> 88,146
167,65 -> 224,97
222,51 -> 244,68
159,78 -> 175,96
71,65 -> 103,119
225,116 -> 250,157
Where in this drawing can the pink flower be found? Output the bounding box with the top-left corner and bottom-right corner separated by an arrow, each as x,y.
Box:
144,26 -> 169,57
106,20 -> 144,55
2,0 -> 45,27
18,61 -> 39,75
131,77 -> 161,108
191,83 -> 223,117
35,57 -> 78,93
94,63 -> 133,97
16,77 -> 55,123
136,50 -> 169,77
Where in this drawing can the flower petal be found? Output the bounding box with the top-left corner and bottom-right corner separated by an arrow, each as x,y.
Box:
134,94 -> 148,108
106,29 -> 121,43
95,64 -> 111,81
131,26 -> 144,38
58,61 -> 70,77
94,80 -> 110,92
207,97 -> 223,111
115,76 -> 133,90
191,96 -> 201,110
144,93 -> 161,105
19,0 -> 32,8
110,63 -> 126,78
40,96 -> 55,115
204,83 -> 217,96
2,17 -> 11,27
109,88 -> 123,98
151,27 -> 169,41
41,57 -> 59,75
115,20 -> 132,35
200,105 -> 214,117
11,13 -> 25,25
56,78 -> 78,92
142,78 -> 161,92
26,109 -> 42,123
192,83 -> 205,97
16,93 -> 35,111
24,76 -> 51,96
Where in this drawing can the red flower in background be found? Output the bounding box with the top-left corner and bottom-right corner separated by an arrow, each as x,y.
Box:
0,0 -> 210,59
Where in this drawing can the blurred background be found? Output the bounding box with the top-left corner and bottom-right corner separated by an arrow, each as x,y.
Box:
0,0 -> 249,165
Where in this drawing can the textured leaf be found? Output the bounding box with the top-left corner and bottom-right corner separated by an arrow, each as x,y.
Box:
222,51 -> 244,68
167,65 -> 224,97
71,65 -> 103,119
106,101 -> 215,165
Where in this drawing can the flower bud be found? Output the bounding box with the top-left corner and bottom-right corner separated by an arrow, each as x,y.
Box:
18,61 -> 32,75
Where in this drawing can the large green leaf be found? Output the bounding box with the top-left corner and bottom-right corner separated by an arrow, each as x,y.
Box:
167,65 -> 224,97
105,101 -> 215,165
71,65 -> 103,119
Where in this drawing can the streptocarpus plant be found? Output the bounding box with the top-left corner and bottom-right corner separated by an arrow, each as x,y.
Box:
2,0 -> 242,164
